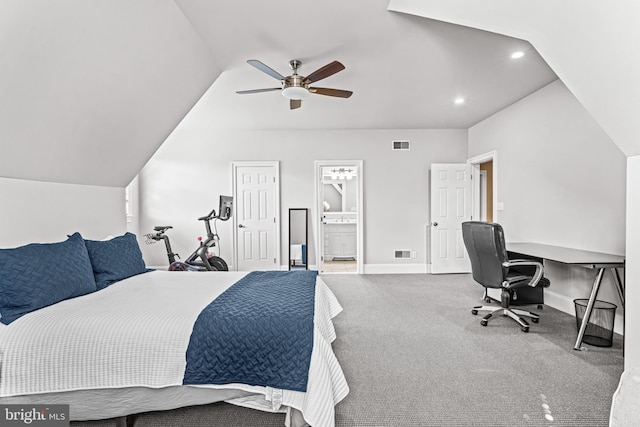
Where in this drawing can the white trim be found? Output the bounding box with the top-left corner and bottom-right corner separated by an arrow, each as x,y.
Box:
486,287 -> 623,336
231,161 -> 281,272
468,150 -> 498,223
363,264 -> 428,274
479,170 -> 487,222
543,289 -> 624,336
315,160 -> 364,274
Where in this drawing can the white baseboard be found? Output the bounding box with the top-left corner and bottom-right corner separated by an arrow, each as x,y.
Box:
485,288 -> 623,335
363,263 -> 428,274
544,289 -> 624,336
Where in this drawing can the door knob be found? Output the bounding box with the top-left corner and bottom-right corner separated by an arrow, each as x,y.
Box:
238,224 -> 246,228
432,222 -> 438,227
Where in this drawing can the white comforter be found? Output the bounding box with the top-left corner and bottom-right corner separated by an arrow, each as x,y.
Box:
0,271 -> 348,427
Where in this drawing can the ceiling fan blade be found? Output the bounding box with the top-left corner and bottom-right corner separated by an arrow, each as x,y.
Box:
290,99 -> 302,110
309,87 -> 353,98
236,88 -> 281,95
247,60 -> 285,80
304,61 -> 345,84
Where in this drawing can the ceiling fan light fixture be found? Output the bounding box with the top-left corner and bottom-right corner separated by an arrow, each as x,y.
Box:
281,86 -> 309,100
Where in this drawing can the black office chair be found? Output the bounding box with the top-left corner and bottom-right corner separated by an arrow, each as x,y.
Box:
461,221 -> 549,332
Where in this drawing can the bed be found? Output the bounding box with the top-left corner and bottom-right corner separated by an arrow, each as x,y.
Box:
610,367 -> 640,426
0,233 -> 348,427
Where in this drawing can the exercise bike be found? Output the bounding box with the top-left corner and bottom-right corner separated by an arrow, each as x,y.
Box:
145,196 -> 233,271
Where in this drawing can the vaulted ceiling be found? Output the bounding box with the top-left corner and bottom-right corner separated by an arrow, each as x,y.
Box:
1,1 -> 564,187
174,0 -> 556,131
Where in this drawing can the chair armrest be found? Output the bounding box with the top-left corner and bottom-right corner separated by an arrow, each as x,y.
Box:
502,259 -> 544,287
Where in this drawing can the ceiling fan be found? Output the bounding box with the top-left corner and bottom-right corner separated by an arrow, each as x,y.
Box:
236,59 -> 353,110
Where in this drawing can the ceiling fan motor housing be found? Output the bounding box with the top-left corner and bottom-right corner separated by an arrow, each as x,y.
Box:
284,74 -> 306,89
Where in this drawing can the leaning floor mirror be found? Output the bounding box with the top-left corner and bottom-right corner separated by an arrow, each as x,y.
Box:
289,208 -> 308,270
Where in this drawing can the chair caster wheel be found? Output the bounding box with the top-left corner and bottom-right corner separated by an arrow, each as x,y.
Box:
531,318 -> 539,323
480,320 -> 488,327
471,310 -> 478,315
521,326 -> 529,332
485,298 -> 492,303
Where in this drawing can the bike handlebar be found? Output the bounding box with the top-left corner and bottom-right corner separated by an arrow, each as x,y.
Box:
198,209 -> 218,221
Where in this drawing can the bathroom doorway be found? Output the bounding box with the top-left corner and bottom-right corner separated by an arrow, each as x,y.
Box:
468,151 -> 497,224
314,160 -> 363,274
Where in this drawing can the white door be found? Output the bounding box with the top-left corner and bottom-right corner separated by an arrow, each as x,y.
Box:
233,163 -> 279,271
430,163 -> 472,274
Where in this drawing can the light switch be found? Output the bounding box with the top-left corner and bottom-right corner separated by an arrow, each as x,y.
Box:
497,202 -> 505,211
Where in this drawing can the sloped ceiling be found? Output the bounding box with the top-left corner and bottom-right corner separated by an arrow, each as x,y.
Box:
388,0 -> 640,157
174,0 -> 556,131
0,0 -> 220,187
1,0 -> 559,187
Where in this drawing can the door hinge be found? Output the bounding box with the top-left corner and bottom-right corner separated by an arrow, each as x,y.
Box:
274,258 -> 276,264
273,217 -> 276,223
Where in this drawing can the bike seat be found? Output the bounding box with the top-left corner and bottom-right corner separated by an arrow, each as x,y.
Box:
154,225 -> 173,232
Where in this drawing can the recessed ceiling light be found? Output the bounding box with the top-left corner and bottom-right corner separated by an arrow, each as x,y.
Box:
511,51 -> 525,59
454,97 -> 465,105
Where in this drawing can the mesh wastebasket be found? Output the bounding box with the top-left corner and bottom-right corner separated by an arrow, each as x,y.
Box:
574,299 -> 617,347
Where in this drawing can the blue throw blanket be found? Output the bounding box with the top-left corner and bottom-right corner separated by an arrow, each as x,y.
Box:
183,270 -> 318,392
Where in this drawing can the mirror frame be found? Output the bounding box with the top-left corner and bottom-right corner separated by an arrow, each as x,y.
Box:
288,208 -> 308,270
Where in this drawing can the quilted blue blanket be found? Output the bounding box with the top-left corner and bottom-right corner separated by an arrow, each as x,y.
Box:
183,270 -> 318,392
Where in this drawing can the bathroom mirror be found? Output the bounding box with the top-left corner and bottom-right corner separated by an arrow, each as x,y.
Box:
323,179 -> 358,213
289,208 -> 308,270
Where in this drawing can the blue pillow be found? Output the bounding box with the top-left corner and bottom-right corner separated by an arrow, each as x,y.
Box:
84,233 -> 151,290
0,232 -> 97,325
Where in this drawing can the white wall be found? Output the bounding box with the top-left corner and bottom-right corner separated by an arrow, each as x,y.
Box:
0,177 -> 126,248
137,128 -> 468,269
626,156 -> 640,367
469,80 -> 627,332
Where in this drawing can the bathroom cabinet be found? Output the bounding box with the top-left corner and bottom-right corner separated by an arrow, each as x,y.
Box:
324,223 -> 356,260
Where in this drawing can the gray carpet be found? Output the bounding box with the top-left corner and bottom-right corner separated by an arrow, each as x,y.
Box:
72,273 -> 623,427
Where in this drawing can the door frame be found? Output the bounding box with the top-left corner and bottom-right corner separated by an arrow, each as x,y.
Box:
231,161 -> 281,271
314,160 -> 364,274
468,151 -> 498,223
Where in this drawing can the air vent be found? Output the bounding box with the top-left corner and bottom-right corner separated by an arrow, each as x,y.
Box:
392,140 -> 410,150
394,250 -> 411,259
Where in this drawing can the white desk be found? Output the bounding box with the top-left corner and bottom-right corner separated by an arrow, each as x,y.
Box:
507,242 -> 625,350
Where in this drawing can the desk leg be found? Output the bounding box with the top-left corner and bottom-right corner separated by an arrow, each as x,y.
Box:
574,268 -> 605,351
612,268 -> 624,309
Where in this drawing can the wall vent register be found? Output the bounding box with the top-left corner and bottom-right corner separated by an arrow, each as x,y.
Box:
394,250 -> 411,259
392,140 -> 410,150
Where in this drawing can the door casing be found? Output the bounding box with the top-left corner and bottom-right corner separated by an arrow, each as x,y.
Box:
468,151 -> 498,225
314,160 -> 364,274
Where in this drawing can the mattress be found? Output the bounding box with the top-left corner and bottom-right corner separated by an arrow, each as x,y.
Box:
610,367 -> 640,426
0,271 -> 348,427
